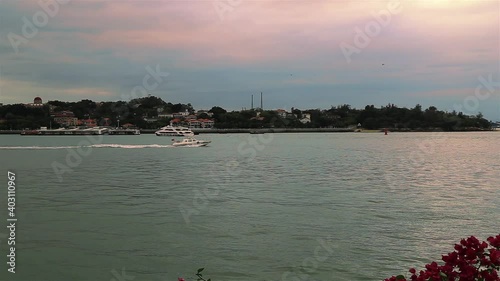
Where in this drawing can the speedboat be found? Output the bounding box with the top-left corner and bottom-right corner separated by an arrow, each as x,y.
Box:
172,137 -> 211,147
155,125 -> 194,137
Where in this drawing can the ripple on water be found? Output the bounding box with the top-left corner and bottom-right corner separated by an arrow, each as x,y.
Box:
1,133 -> 499,281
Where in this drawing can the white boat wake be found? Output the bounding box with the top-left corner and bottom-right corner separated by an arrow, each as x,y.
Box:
0,144 -> 180,150
91,144 -> 174,149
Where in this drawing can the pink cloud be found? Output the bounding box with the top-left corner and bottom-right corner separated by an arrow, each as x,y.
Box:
22,1 -> 383,62
8,0 -> 499,70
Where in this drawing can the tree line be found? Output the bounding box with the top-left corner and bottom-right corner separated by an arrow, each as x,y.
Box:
0,96 -> 493,131
210,104 -> 491,130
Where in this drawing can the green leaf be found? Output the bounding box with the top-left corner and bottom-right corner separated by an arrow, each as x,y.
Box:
207,279 -> 211,281
395,275 -> 405,280
197,268 -> 205,274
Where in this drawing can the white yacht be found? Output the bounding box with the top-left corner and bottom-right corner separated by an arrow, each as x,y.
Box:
155,125 -> 194,137
172,137 -> 211,147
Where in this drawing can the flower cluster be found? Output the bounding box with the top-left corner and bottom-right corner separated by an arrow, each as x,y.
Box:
385,234 -> 500,281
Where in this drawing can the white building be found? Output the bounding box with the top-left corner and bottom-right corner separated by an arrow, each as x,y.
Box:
300,113 -> 311,124
158,113 -> 174,118
276,109 -> 288,118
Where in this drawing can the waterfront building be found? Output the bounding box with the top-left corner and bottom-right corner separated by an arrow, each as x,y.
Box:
276,109 -> 288,118
52,111 -> 78,127
78,118 -> 97,127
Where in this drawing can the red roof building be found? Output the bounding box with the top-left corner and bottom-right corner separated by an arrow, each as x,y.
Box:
78,119 -> 97,127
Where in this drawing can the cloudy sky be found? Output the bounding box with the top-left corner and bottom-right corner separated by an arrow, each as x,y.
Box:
0,0 -> 499,119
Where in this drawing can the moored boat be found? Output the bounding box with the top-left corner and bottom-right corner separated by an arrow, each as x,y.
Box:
21,127 -> 108,135
155,125 -> 194,137
20,130 -> 40,135
109,128 -> 141,135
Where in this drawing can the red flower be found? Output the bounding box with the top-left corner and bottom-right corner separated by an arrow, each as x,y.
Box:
491,249 -> 500,266
384,234 -> 500,281
488,235 -> 500,248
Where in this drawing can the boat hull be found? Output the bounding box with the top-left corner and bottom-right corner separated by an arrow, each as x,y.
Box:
156,132 -> 185,137
21,128 -> 108,135
109,129 -> 140,135
172,138 -> 211,147
172,143 -> 209,147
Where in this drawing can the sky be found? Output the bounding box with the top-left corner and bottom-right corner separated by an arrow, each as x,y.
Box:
0,0 -> 499,120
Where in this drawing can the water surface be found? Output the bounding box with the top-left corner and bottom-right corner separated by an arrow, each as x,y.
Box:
0,132 -> 498,281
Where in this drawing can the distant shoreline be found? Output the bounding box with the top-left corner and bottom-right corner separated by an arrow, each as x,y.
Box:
0,128 -> 497,135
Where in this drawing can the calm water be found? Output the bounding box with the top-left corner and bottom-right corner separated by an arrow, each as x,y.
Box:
0,132 -> 498,281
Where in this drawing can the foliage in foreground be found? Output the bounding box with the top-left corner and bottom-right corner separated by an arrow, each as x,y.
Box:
385,234 -> 500,281
178,267 -> 210,281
